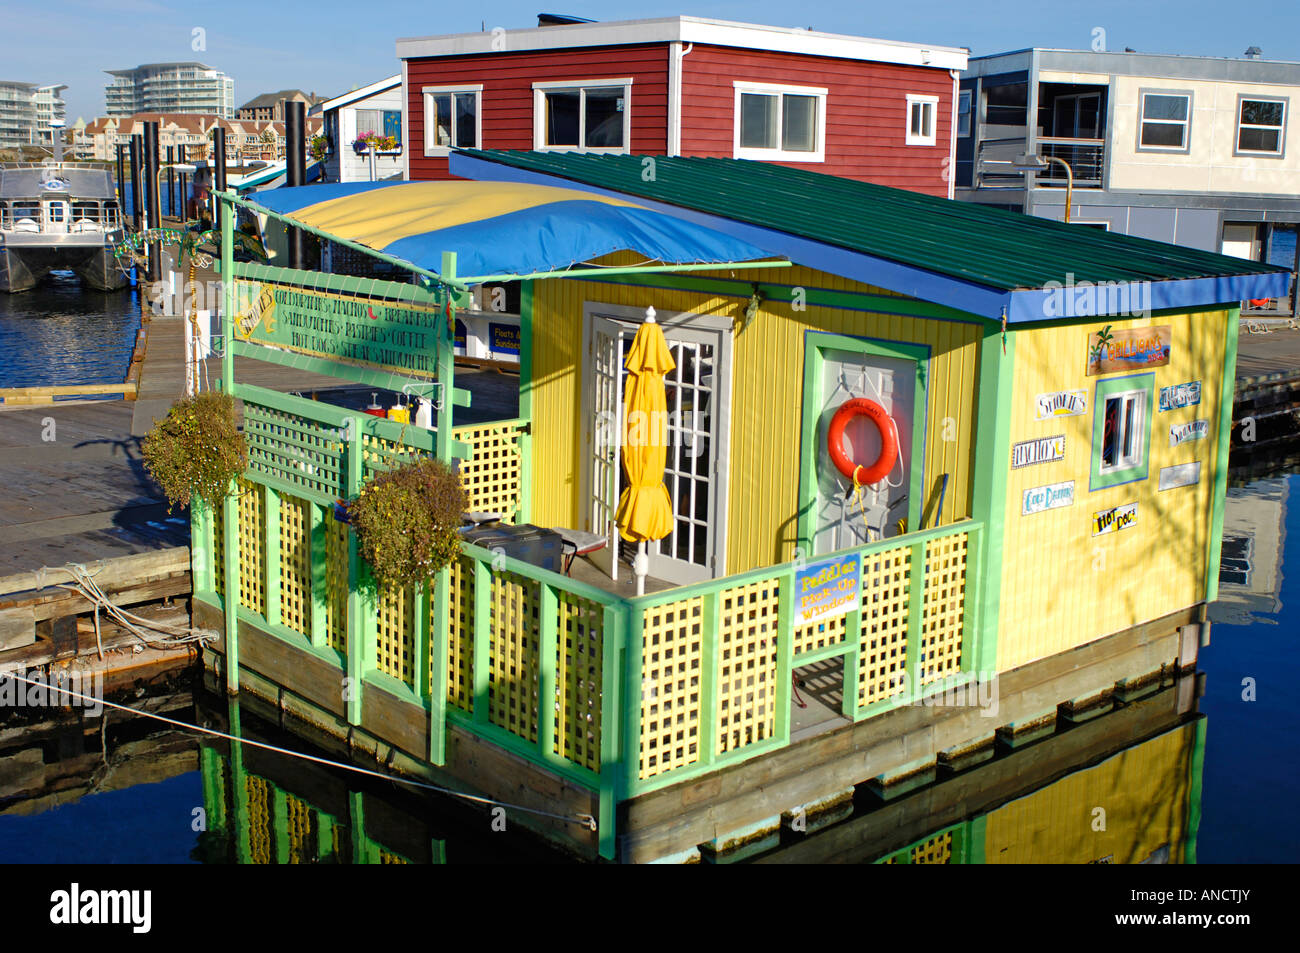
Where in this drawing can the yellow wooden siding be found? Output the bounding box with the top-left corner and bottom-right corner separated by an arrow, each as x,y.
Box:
998,310 -> 1227,671
982,720 -> 1196,863
530,263 -> 982,575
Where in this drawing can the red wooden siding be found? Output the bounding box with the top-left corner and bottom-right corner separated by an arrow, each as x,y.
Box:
680,45 -> 954,196
406,45 -> 670,180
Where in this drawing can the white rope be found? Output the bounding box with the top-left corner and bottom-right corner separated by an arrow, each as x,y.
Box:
0,668 -> 596,831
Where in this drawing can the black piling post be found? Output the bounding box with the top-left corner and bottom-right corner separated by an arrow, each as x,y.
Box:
115,142 -> 127,212
285,100 -> 306,269
128,135 -> 143,232
143,120 -> 162,281
166,145 -> 175,219
213,128 -> 228,235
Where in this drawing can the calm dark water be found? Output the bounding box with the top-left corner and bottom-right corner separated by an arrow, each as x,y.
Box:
0,273 -> 140,389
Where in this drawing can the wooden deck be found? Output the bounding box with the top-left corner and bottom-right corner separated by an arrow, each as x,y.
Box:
1236,320 -> 1300,381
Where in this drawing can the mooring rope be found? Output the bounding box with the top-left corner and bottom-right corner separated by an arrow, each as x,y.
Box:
0,670 -> 597,832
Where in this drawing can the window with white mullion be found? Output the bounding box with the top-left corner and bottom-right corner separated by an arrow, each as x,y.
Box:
1236,97 -> 1287,156
905,94 -> 939,146
1139,92 -> 1191,151
1100,390 -> 1146,473
734,82 -> 826,162
534,81 -> 630,153
423,87 -> 480,155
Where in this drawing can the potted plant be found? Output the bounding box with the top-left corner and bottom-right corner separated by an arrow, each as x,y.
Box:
141,391 -> 248,512
309,134 -> 331,160
374,134 -> 402,156
346,457 -> 468,588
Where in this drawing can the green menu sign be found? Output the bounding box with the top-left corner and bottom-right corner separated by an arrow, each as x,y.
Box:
233,280 -> 445,379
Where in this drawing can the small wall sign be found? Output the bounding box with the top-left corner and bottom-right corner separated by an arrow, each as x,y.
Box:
1087,325 -> 1171,376
1092,502 -> 1138,536
1169,419 -> 1209,448
793,553 -> 860,627
1036,390 -> 1087,420
489,322 -> 521,356
1159,381 -> 1201,412
1012,435 -> 1066,468
1023,480 -> 1075,516
1158,461 -> 1201,492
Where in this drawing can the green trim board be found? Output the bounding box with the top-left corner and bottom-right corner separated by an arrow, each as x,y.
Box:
1089,372 -> 1156,492
796,331 -> 929,554
1205,308 -> 1239,604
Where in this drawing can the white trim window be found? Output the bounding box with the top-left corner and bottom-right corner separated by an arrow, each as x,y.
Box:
1100,390 -> 1147,473
423,85 -> 481,155
1139,93 -> 1191,150
733,81 -> 827,162
533,79 -> 632,152
1236,97 -> 1286,155
957,89 -> 972,138
906,94 -> 939,146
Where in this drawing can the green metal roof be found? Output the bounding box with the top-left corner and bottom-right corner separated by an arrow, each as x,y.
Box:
454,149 -> 1285,296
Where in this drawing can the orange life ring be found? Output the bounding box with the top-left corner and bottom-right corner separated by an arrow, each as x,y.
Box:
827,398 -> 898,486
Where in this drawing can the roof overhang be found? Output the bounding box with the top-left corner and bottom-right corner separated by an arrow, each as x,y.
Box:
318,75 -> 402,114
449,151 -> 1290,321
397,17 -> 968,70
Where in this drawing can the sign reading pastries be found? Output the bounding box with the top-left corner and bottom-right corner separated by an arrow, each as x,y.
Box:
1169,419 -> 1209,448
1159,381 -> 1201,412
234,279 -> 445,379
1159,462 -> 1201,492
1036,390 -> 1087,420
1012,435 -> 1065,468
1086,325 -> 1170,376
1023,480 -> 1075,516
793,553 -> 860,627
1092,502 -> 1138,537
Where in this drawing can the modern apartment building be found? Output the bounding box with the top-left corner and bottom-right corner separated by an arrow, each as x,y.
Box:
956,48 -> 1300,309
0,81 -> 66,149
105,62 -> 236,118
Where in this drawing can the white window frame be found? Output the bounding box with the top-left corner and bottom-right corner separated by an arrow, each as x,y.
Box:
957,89 -> 972,138
906,94 -> 939,146
1235,96 -> 1287,157
1100,390 -> 1147,474
422,85 -> 482,156
732,81 -> 828,162
532,78 -> 633,154
1138,91 -> 1191,152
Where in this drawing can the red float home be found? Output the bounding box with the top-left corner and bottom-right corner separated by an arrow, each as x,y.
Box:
397,16 -> 969,196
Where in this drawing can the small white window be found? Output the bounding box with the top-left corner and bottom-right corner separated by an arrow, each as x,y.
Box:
957,89 -> 972,138
1139,93 -> 1191,150
533,80 -> 631,153
906,94 -> 939,146
423,86 -> 481,155
733,82 -> 827,162
1100,391 -> 1146,473
1236,97 -> 1286,155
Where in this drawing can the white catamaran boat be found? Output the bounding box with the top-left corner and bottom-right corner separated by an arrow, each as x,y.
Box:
0,161 -> 128,292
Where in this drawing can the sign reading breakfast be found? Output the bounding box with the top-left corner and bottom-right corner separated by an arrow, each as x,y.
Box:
1086,325 -> 1170,376
793,553 -> 860,627
1036,390 -> 1087,420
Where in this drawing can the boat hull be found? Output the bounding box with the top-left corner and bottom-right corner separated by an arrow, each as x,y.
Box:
0,242 -> 129,292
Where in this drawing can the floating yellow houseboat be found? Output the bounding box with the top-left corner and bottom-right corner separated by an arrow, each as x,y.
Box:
192,150 -> 1288,862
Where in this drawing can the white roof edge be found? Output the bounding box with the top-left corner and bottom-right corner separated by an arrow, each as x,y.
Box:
319,75 -> 402,112
396,16 -> 968,70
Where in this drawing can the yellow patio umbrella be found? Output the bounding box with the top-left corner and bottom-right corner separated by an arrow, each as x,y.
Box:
614,306 -> 676,594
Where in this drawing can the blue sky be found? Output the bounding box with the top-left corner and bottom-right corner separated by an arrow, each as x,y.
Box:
4,0 -> 1299,122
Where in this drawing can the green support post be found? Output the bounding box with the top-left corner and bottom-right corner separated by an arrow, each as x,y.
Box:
969,320 -> 1015,677
199,745 -> 226,837
228,696 -> 250,864
220,194 -> 240,694
1184,716 -> 1207,864
349,790 -> 368,864
309,502 -> 329,649
413,580 -> 430,700
538,582 -> 559,766
272,788 -> 290,864
264,485 -> 281,627
622,602 -> 644,797
842,591 -> 863,718
597,603 -> 625,861
472,559 -> 492,724
518,279 -> 535,522
905,539 -> 927,701
773,568 -> 796,744
317,814 -> 336,861
1205,307 -> 1240,604
345,412 -> 366,725
697,591 -> 721,765
190,499 -> 210,595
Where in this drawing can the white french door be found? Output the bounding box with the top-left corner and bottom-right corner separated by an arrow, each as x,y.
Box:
583,305 -> 731,584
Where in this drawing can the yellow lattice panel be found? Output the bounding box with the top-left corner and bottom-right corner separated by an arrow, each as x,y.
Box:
279,495 -> 312,636
376,582 -> 417,688
378,848 -> 410,864
444,555 -> 475,713
858,545 -> 911,707
639,597 -> 703,780
716,579 -> 779,756
246,774 -> 272,864
285,793 -> 314,864
919,533 -> 968,687
910,830 -> 954,864
793,613 -> 848,657
453,421 -> 525,524
554,592 -> 603,772
488,571 -> 540,742
237,478 -> 266,616
323,514 -> 348,654
211,501 -> 225,597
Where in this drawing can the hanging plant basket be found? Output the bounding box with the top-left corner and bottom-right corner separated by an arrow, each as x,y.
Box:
141,391 -> 248,512
346,456 -> 468,588
352,139 -> 369,155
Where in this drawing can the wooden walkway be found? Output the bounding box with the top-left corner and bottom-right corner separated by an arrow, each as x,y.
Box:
1236,320 -> 1300,382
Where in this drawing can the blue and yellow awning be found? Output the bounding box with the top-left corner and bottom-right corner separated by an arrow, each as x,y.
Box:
250,180 -> 779,282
